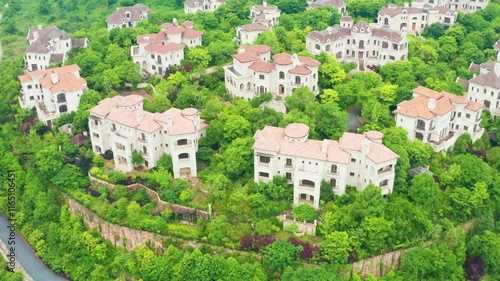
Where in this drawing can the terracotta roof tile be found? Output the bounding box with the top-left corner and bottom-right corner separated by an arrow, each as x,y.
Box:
238,45 -> 272,54
240,22 -> 268,32
253,125 -> 398,164
106,4 -> 152,25
233,51 -> 261,63
144,43 -> 185,54
18,64 -> 87,92
249,61 -> 276,73
288,65 -> 312,75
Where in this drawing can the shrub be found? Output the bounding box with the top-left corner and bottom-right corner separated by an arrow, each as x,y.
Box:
93,155 -> 104,168
255,219 -> 280,236
284,224 -> 299,234
288,237 -> 319,260
240,235 -> 275,251
292,204 -> 318,222
89,166 -> 100,176
179,188 -> 194,203
108,171 -> 127,184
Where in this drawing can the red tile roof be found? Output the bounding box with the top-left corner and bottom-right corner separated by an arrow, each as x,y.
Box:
249,61 -> 276,73
233,51 -> 261,63
144,43 -> 185,54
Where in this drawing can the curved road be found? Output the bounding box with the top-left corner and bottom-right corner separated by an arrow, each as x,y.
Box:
0,214 -> 68,281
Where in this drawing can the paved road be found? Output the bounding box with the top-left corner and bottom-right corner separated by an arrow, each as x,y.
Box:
0,214 -> 68,281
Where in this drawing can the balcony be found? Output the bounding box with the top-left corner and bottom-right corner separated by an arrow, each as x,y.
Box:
415,125 -> 426,131
327,169 -> 339,175
138,137 -> 147,143
377,168 -> 393,176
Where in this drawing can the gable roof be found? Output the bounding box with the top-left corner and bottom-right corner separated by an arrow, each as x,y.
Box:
106,4 -> 152,25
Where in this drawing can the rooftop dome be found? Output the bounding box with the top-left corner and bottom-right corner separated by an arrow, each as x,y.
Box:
365,131 -> 384,143
284,123 -> 310,140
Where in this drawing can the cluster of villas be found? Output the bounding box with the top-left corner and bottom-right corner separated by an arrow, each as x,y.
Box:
16,2 -> 497,210
235,1 -> 281,45
131,19 -> 203,77
223,45 -> 320,100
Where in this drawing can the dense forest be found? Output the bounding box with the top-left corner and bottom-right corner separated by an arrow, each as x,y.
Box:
0,0 -> 500,280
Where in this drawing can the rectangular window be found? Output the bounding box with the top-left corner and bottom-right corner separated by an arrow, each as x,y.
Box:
94,119 -> 99,126
259,74 -> 264,80
29,96 -> 34,100
93,133 -> 99,138
350,172 -> 355,176
464,126 -> 468,131
351,158 -> 356,163
286,172 -> 292,180
286,158 -> 292,167
27,85 -> 32,89
466,113 -> 471,119
260,156 -> 271,163
259,172 -> 269,178
458,112 -> 462,117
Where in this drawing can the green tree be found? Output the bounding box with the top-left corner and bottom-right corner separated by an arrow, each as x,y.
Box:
320,231 -> 351,265
255,219 -> 280,236
285,87 -> 315,112
132,150 -> 144,168
262,240 -> 301,273
292,204 -> 318,222
314,102 -> 348,139
187,48 -> 212,70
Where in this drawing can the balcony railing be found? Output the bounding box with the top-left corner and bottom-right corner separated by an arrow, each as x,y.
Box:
416,125 -> 426,131
327,169 -> 339,175
138,137 -> 147,143
378,168 -> 393,176
259,161 -> 270,167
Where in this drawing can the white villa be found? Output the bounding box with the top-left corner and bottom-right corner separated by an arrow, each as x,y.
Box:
88,95 -> 208,178
106,4 -> 153,30
184,0 -> 226,13
253,123 -> 399,208
306,17 -> 408,70
412,0 -> 488,14
307,0 -> 347,14
378,3 -> 456,36
131,19 -> 202,77
18,65 -> 88,126
457,42 -> 500,118
394,86 -> 484,152
25,25 -> 89,72
223,45 -> 320,100
235,1 -> 281,45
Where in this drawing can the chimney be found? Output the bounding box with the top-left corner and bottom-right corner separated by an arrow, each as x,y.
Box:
428,98 -> 437,110
321,139 -> 328,153
194,114 -> 200,132
51,73 -> 59,84
82,129 -> 88,136
166,111 -> 172,127
263,0 -> 267,7
173,18 -> 178,26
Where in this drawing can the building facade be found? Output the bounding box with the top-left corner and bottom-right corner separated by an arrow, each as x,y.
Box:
106,4 -> 153,30
412,0 -> 488,14
394,86 -> 484,152
184,0 -> 226,13
18,65 -> 88,126
306,17 -> 408,70
306,0 -> 347,14
88,95 -> 208,177
131,19 -> 202,77
462,61 -> 500,117
25,25 -> 89,72
223,45 -> 320,100
378,3 -> 456,36
253,123 -> 399,208
235,1 -> 281,45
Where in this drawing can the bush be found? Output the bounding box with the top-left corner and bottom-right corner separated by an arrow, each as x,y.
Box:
284,224 -> 299,234
89,166 -> 100,176
108,170 -> 127,184
179,188 -> 194,203
292,204 -> 318,222
93,155 -> 104,168
255,219 -> 280,236
288,237 -> 319,261
240,235 -> 275,251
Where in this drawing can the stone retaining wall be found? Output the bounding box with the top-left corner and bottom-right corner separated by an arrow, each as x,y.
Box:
88,174 -> 211,219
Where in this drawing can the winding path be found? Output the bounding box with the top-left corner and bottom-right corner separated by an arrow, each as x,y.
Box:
0,214 -> 68,281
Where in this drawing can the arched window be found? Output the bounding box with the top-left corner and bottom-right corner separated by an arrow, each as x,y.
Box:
380,179 -> 388,187
384,18 -> 389,26
279,71 -> 285,79
59,105 -> 67,113
279,84 -> 284,95
247,82 -> 251,90
330,178 -> 337,188
359,40 -> 364,49
330,164 -> 338,174
295,76 -> 301,85
325,44 -> 331,51
178,153 -> 189,159
299,179 -> 315,188
57,93 -> 66,103
417,119 -> 425,130
259,86 -> 264,93
382,41 -> 389,48
315,44 -> 321,50
240,83 -> 244,90
415,132 -> 424,141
